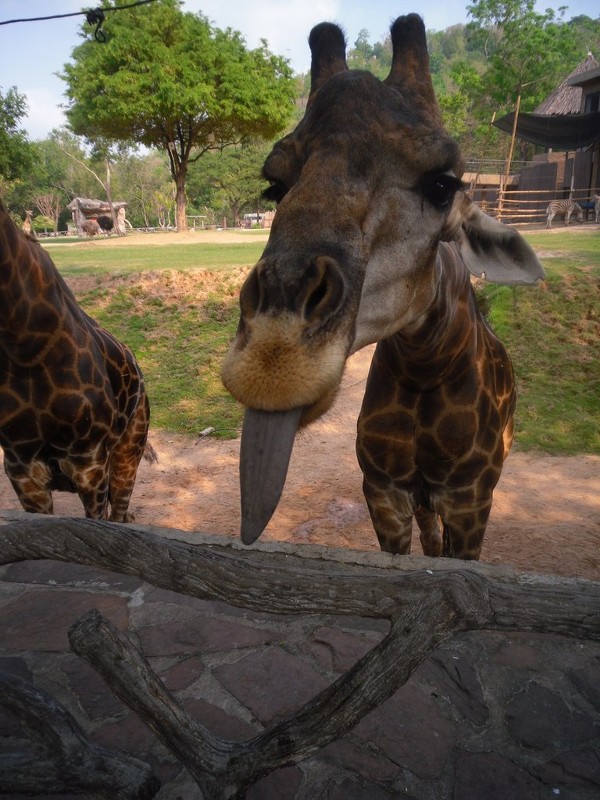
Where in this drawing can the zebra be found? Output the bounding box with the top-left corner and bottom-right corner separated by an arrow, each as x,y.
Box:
546,199 -> 584,228
594,194 -> 600,224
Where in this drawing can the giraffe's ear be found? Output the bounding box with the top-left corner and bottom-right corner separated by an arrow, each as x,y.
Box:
446,194 -> 546,286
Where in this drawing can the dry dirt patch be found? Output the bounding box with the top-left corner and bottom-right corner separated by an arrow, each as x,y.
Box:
1,346 -> 597,582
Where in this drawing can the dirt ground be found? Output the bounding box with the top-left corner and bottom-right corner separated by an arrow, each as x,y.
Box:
1,344 -> 597,582
17,227 -> 598,582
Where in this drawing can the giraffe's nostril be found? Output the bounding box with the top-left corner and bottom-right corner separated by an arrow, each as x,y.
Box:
239,255 -> 347,334
239,264 -> 263,319
301,256 -> 346,334
304,275 -> 329,320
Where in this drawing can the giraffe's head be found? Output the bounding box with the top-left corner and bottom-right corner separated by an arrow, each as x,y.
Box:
221,14 -> 544,544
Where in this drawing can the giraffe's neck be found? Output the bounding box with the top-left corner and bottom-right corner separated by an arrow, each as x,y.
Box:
0,211 -> 79,364
382,243 -> 481,389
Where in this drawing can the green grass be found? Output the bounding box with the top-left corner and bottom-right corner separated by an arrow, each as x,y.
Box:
42,238 -> 266,276
46,236 -> 261,437
50,230 -> 600,454
75,272 -> 245,438
479,230 -> 600,454
520,231 -> 599,264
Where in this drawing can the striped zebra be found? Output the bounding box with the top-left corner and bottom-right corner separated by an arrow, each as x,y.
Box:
594,194 -> 600,224
546,199 -> 584,228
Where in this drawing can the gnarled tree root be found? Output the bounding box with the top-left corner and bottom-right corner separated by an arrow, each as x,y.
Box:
0,668 -> 159,799
1,516 -> 600,798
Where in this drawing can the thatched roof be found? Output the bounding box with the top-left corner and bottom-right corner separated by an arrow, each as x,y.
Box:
494,109 -> 600,149
534,53 -> 598,115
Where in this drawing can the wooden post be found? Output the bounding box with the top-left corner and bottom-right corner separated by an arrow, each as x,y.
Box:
498,93 -> 522,221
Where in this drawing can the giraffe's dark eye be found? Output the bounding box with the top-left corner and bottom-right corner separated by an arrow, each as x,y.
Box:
421,173 -> 464,211
262,181 -> 287,204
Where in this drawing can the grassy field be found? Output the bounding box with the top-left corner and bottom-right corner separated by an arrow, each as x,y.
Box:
44,237 -> 266,275
478,232 -> 599,453
44,228 -> 600,454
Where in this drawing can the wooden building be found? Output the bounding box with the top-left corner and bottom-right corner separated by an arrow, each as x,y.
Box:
493,54 -> 600,222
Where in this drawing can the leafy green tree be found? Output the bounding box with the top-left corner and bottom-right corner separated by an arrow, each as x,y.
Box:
438,61 -> 480,141
188,140 -> 272,227
569,15 -> 600,56
111,151 -> 173,228
347,30 -> 392,78
22,130 -> 126,231
40,129 -> 100,201
61,0 -> 295,231
453,1 -> 600,160
0,86 -> 34,205
467,0 -> 580,112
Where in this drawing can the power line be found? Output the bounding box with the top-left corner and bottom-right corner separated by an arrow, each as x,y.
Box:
0,0 -> 160,27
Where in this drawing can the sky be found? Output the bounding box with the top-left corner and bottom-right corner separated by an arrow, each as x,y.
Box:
0,0 -> 596,140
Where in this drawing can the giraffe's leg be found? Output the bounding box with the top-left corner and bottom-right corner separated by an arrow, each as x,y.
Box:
74,473 -> 110,520
108,442 -> 143,522
502,414 -> 514,461
4,459 -> 54,515
108,400 -> 150,522
438,498 -> 493,560
362,478 -> 414,554
58,454 -> 111,520
414,507 -> 443,557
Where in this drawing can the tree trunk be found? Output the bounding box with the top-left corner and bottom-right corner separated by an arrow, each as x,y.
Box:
165,139 -> 188,232
174,169 -> 187,232
105,159 -> 125,237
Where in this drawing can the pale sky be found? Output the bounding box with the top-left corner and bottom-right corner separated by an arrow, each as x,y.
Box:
0,0 -> 596,140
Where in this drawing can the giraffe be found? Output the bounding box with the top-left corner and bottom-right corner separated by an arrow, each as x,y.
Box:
221,14 -> 545,559
0,200 -> 156,521
22,210 -> 33,237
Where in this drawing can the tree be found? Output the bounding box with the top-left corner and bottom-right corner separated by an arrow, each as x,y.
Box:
37,130 -> 100,202
187,141 -> 273,227
569,15 -> 600,57
31,193 -> 62,232
61,0 -> 295,231
0,86 -> 34,205
112,151 -> 174,228
347,30 -> 392,78
467,0 -> 580,112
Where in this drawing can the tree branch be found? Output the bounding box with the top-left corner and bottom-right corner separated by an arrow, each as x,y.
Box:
1,516 -> 598,640
68,587 -> 462,799
57,144 -> 107,195
2,515 -> 599,798
0,669 -> 159,799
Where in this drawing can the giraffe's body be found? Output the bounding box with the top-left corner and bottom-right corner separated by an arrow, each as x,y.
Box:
0,201 -> 154,521
221,15 -> 544,558
22,210 -> 33,237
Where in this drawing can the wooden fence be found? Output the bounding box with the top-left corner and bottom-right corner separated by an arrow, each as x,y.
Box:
494,186 -> 599,224
465,148 -> 599,224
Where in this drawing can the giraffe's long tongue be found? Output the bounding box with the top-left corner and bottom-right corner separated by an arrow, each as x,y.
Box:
239,406 -> 303,545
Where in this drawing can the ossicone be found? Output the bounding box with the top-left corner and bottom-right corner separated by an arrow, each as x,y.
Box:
309,22 -> 348,94
385,14 -> 440,119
